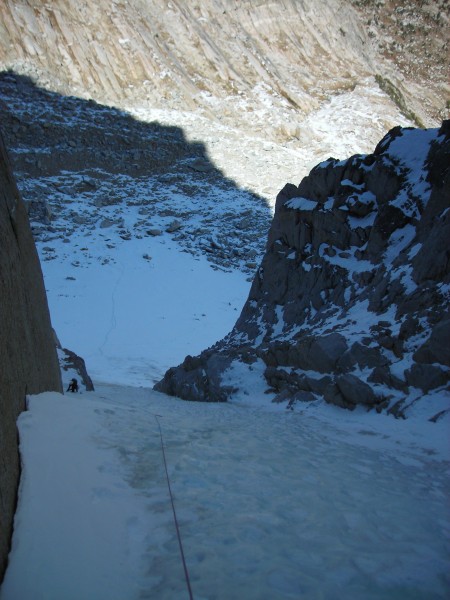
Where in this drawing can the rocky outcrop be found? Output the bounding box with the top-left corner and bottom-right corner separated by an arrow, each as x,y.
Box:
0,132 -> 62,581
155,122 -> 450,420
58,346 -> 95,392
0,73 -> 270,278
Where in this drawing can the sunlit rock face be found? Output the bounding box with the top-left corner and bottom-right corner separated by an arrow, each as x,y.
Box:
0,133 -> 62,581
155,122 -> 450,418
0,0 -> 446,142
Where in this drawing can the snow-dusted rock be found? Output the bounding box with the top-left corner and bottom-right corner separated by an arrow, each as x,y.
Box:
155,122 -> 450,419
0,73 -> 270,277
58,346 -> 95,392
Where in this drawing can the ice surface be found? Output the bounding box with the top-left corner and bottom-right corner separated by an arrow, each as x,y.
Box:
1,386 -> 449,600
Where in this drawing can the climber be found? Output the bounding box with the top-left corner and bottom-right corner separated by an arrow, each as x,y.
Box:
67,378 -> 79,393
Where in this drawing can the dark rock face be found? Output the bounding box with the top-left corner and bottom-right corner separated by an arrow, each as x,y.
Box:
0,132 -> 62,581
155,122 -> 450,419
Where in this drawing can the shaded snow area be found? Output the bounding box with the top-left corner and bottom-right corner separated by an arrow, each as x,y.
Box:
39,232 -> 250,386
1,385 -> 449,600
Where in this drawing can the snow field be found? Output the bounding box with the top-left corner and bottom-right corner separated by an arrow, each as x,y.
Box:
1,385 -> 449,599
41,232 -> 250,386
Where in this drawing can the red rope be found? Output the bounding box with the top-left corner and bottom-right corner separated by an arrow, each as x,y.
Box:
155,416 -> 194,600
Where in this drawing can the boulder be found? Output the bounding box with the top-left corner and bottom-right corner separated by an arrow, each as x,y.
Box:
413,319 -> 450,367
337,342 -> 387,371
155,352 -> 234,402
368,365 -> 407,391
336,374 -> 381,407
308,333 -> 348,373
405,363 -> 449,392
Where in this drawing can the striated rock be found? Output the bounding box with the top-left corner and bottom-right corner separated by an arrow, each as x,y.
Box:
0,0 -> 446,138
0,132 -> 62,581
155,122 -> 450,418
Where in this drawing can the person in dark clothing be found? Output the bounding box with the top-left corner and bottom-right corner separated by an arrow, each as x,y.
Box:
67,378 -> 78,393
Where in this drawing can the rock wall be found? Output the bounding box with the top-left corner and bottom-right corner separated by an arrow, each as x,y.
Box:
0,0 -> 447,138
0,132 -> 62,581
155,122 -> 450,420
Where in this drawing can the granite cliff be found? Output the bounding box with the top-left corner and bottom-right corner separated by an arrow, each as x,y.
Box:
0,0 -> 447,145
0,133 -> 62,580
155,122 -> 450,420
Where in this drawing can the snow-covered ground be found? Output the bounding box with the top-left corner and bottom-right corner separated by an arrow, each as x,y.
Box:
1,384 -> 449,600
40,230 -> 251,386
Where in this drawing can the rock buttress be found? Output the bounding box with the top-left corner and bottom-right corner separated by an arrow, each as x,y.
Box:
155,123 -> 450,418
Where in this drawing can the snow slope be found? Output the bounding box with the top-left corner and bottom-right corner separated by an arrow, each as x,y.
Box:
1,385 -> 449,600
40,230 -> 250,386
